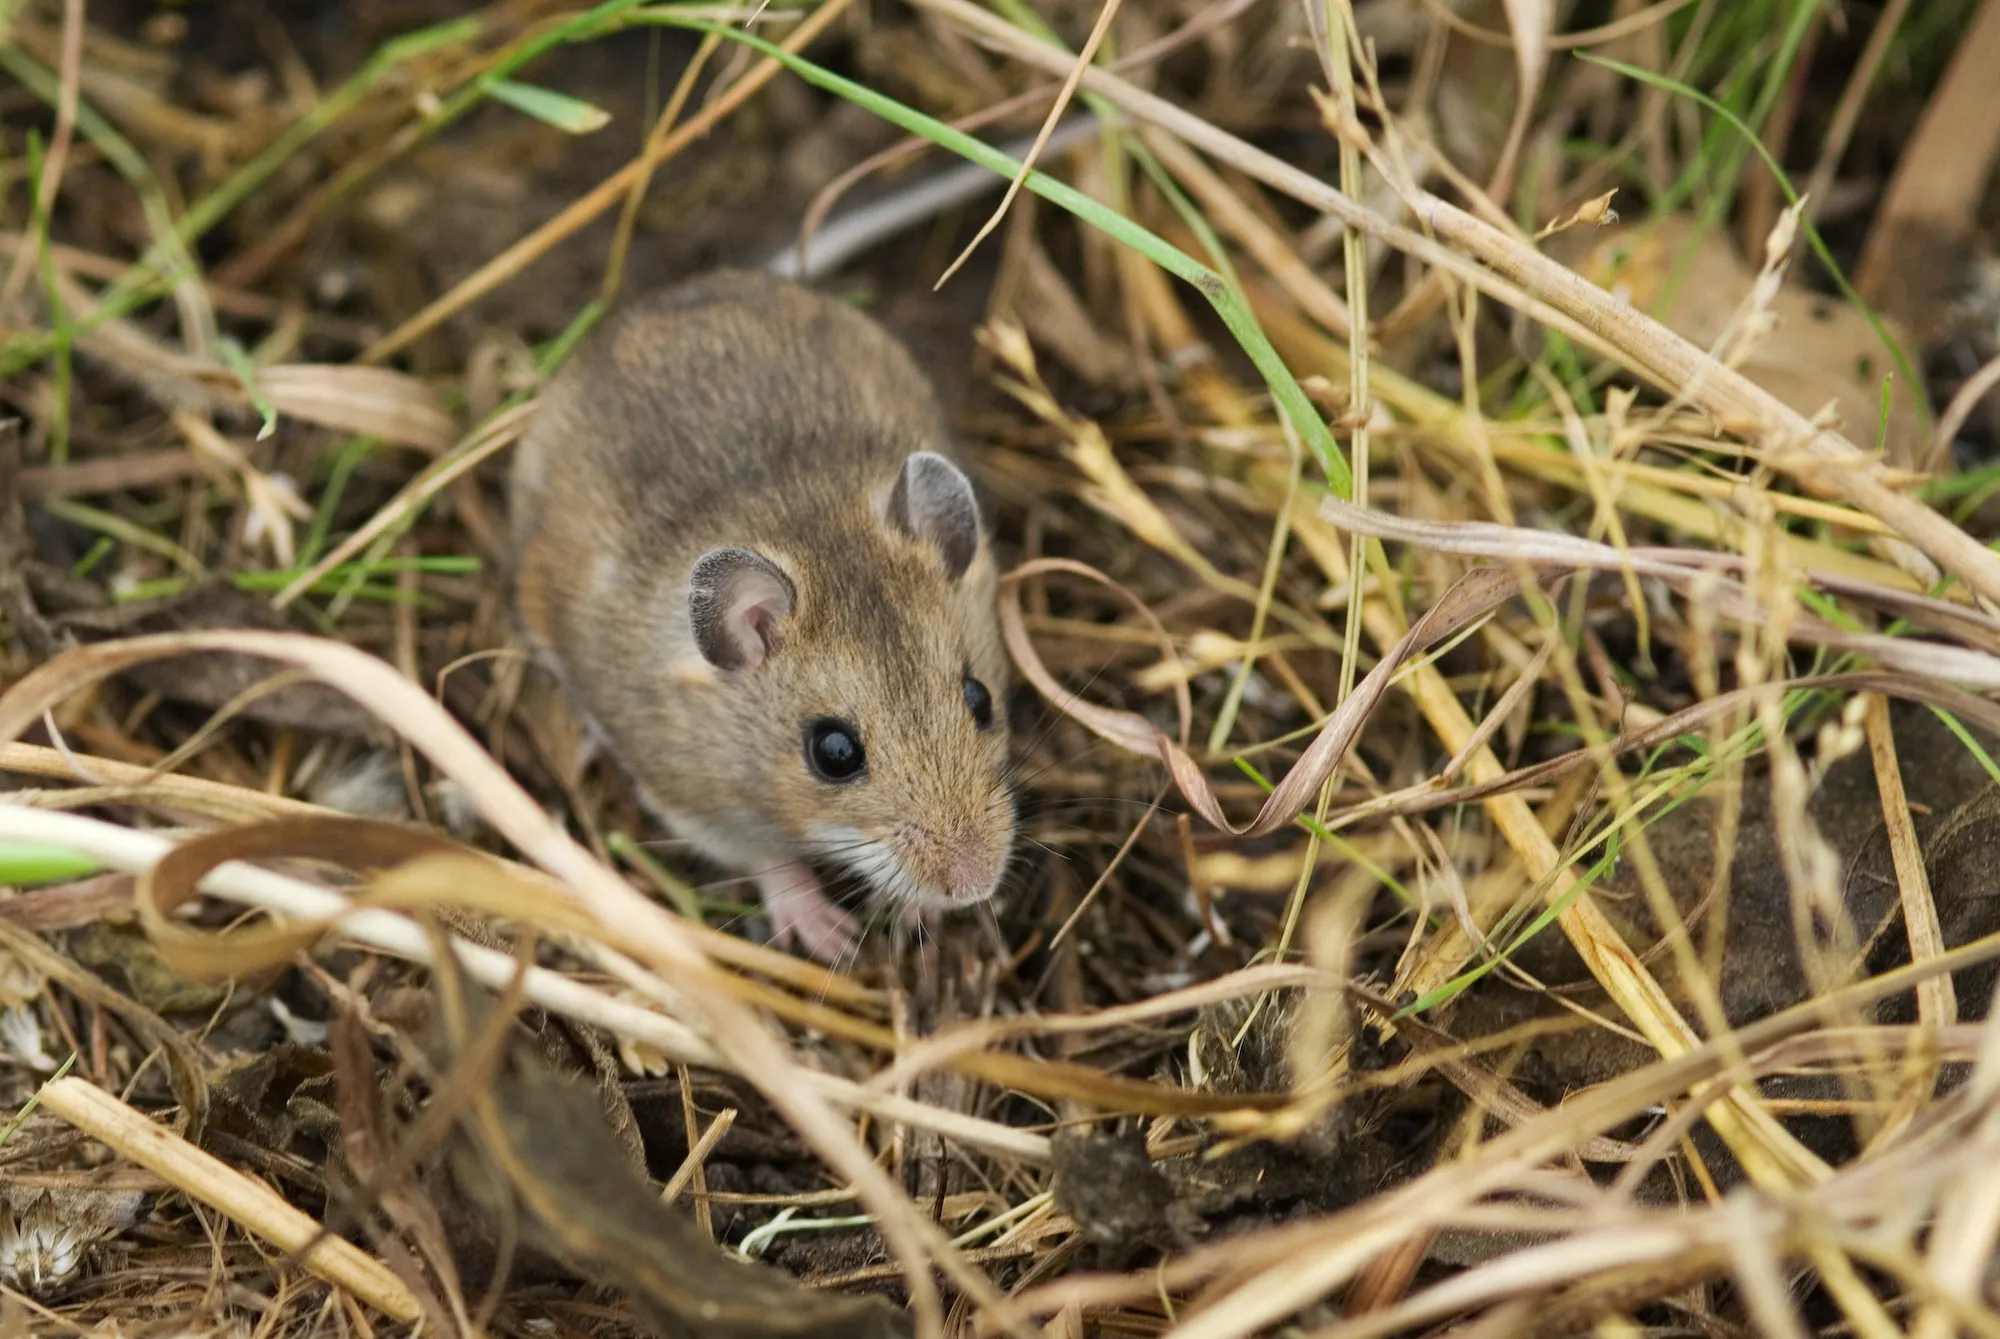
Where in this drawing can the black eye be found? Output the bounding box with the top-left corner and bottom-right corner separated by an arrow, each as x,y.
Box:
962,675 -> 994,730
805,718 -> 866,782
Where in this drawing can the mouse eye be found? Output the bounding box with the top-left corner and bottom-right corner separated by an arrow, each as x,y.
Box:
962,675 -> 994,731
805,718 -> 867,782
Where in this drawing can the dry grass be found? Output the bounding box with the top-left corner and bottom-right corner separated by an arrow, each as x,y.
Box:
3,1 -> 2000,1336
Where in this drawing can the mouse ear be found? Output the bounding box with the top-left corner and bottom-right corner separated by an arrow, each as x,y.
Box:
688,547 -> 794,672
890,451 -> 981,581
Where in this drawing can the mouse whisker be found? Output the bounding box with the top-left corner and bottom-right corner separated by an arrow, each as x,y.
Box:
1003,652 -> 1139,764
1013,834 -> 1064,861
1015,800 -> 1178,828
1002,735 -> 1146,794
1008,654 -> 1121,754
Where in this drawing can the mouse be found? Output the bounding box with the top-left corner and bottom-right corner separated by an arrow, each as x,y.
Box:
507,269 -> 1017,963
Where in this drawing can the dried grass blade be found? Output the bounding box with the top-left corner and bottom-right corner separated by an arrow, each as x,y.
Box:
271,400 -> 532,609
137,816 -> 477,982
1859,693 -> 1955,1157
0,741 -> 332,819
0,0 -> 81,312
0,804 -> 1052,1167
1492,0 -> 1554,192
933,0 -> 1121,289
256,364 -> 456,451
1021,940 -> 2000,1335
35,1077 -> 422,1322
1329,671 -> 2000,827
1319,496 -> 2000,687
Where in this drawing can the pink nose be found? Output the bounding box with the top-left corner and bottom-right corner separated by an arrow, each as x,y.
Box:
946,846 -> 999,902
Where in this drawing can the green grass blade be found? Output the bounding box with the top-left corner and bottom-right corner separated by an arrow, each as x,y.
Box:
0,1052 -> 79,1149
487,79 -> 613,133
217,337 -> 279,440
0,842 -> 100,886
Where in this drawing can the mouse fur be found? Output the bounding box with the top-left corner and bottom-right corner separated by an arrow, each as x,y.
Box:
508,270 -> 1016,962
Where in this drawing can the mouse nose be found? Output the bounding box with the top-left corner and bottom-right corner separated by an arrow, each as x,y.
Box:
945,845 -> 1002,903
895,818 -> 1010,905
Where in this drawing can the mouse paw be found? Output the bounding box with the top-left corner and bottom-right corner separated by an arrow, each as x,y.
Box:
758,863 -> 861,964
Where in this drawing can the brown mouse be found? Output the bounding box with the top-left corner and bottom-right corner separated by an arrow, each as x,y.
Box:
508,270 -> 1016,962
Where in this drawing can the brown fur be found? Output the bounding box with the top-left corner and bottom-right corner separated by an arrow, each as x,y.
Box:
509,270 -> 1014,910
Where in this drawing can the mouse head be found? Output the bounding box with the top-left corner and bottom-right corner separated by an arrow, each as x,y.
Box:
681,449 -> 1015,915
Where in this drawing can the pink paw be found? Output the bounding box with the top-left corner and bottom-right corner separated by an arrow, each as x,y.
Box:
757,862 -> 862,964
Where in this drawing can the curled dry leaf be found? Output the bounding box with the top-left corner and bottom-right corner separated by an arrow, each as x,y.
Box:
1535,188 -> 1619,242
135,814 -> 490,983
68,920 -> 233,1017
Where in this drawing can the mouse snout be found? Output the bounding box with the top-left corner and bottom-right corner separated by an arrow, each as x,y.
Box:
945,844 -> 1001,904
895,819 -> 1010,906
